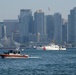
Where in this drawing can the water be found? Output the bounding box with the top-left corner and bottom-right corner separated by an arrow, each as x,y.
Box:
0,49 -> 76,75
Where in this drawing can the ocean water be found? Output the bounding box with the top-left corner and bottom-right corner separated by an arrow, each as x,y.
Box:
0,49 -> 76,75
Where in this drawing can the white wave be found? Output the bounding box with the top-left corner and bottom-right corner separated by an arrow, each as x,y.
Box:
28,56 -> 40,58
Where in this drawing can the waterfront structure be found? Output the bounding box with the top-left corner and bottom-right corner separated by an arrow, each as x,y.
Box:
0,26 -> 10,47
34,10 -> 47,42
19,9 -> 33,43
54,13 -> 62,44
0,25 -> 20,48
46,15 -> 54,42
68,7 -> 76,43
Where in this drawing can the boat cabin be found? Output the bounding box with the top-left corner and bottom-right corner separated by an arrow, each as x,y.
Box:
4,50 -> 20,54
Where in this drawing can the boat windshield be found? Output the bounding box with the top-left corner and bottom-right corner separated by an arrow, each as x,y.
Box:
8,50 -> 20,54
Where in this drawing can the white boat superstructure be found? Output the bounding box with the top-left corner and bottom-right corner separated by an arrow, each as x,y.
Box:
36,44 -> 66,50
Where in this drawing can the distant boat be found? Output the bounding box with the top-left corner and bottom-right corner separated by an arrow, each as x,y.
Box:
36,43 -> 66,50
0,49 -> 28,58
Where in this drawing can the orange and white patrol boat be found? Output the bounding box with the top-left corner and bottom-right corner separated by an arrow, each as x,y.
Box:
0,49 -> 28,58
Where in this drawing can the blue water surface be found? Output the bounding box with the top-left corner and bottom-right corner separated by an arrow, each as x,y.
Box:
0,49 -> 76,75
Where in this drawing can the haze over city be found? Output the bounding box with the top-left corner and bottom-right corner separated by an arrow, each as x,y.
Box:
0,0 -> 76,21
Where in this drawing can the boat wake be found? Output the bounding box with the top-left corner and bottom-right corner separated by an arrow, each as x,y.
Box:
28,56 -> 40,59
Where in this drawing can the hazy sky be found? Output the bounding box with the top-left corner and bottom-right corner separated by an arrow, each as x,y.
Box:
0,0 -> 76,21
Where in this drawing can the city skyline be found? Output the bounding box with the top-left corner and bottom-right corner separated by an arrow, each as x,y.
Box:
0,7 -> 76,44
0,9 -> 68,44
0,0 -> 76,21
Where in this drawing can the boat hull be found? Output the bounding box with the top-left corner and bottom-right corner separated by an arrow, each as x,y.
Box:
0,54 -> 28,58
36,46 -> 66,50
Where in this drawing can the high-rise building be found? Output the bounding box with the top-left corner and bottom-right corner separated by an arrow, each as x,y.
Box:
54,13 -> 62,44
62,19 -> 68,43
68,7 -> 76,43
34,10 -> 47,42
0,22 -> 4,38
19,9 -> 33,43
3,20 -> 19,38
46,15 -> 54,42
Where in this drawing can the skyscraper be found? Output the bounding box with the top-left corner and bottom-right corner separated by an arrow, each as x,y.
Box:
0,22 -> 4,38
54,13 -> 62,44
62,19 -> 68,43
46,15 -> 54,42
3,20 -> 19,38
68,7 -> 76,43
34,10 -> 47,42
19,9 -> 33,43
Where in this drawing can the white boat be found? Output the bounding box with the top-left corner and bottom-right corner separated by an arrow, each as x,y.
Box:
36,44 -> 66,50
